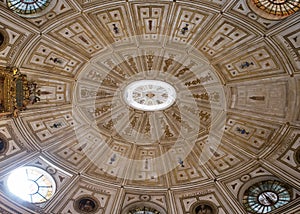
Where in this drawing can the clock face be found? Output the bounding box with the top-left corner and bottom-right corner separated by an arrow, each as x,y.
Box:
243,180 -> 291,213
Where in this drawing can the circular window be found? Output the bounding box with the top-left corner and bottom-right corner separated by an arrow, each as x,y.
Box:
6,0 -> 57,17
243,180 -> 291,213
123,80 -> 176,111
7,166 -> 56,203
247,0 -> 300,19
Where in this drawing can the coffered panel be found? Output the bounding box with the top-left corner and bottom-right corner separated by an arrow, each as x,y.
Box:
197,18 -> 258,60
214,40 -> 285,81
47,17 -> 106,58
86,4 -> 134,44
21,38 -> 87,77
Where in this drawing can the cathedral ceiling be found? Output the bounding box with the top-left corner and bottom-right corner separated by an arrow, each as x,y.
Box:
0,0 -> 300,213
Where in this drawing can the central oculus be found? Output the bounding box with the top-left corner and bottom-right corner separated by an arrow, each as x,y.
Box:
123,80 -> 176,111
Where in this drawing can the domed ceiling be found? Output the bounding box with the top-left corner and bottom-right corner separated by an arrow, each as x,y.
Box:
0,0 -> 300,213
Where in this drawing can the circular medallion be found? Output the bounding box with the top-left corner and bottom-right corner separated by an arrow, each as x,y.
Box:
75,197 -> 99,213
191,201 -> 218,214
241,174 -> 251,182
140,195 -> 151,201
123,80 -> 176,111
46,166 -> 57,174
243,180 -> 291,213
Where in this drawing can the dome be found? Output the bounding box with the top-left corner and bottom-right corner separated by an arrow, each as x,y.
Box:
0,0 -> 299,213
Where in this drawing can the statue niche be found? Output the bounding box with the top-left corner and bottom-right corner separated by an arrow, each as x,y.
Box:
0,66 -> 40,118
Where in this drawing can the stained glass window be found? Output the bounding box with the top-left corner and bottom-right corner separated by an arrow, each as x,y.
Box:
252,0 -> 300,17
243,180 -> 291,213
7,166 -> 56,203
7,0 -> 51,15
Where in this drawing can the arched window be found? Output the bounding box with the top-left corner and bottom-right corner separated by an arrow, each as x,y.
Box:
7,166 -> 56,203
